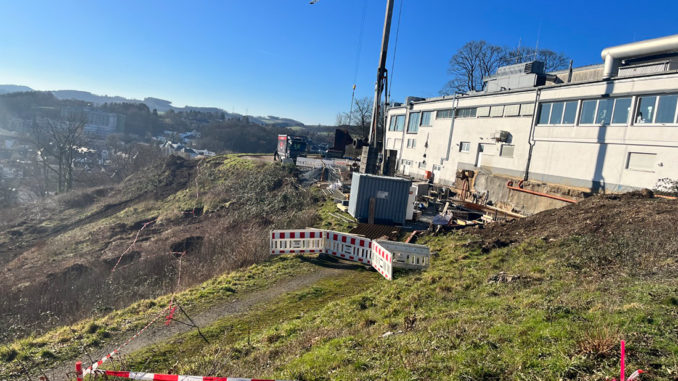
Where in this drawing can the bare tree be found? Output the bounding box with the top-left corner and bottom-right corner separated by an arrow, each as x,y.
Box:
504,47 -> 570,72
337,97 -> 373,138
441,41 -> 571,95
31,115 -> 86,193
441,41 -> 505,94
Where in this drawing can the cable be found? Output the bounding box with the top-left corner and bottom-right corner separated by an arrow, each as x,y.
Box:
388,0 -> 404,100
346,0 -> 369,126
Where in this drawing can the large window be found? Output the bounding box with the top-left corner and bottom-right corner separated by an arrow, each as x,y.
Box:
562,101 -> 578,124
595,98 -> 614,125
579,100 -> 597,124
636,96 -> 656,124
578,97 -> 631,125
455,108 -> 477,118
436,109 -> 453,119
636,94 -> 678,124
612,98 -> 632,124
420,111 -> 433,127
656,95 -> 678,123
538,103 -> 551,125
407,112 -> 420,133
389,114 -> 405,131
549,102 -> 564,124
538,101 -> 577,125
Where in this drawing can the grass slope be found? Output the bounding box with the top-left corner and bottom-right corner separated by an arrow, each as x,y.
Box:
110,233 -> 676,380
113,194 -> 677,380
2,183 -> 676,380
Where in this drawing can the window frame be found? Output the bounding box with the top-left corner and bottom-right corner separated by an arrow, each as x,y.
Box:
389,114 -> 406,131
610,97 -> 632,126
634,93 -> 678,126
537,102 -> 553,125
459,141 -> 471,153
420,111 -> 433,127
561,101 -> 578,125
407,112 -> 420,134
436,109 -> 453,119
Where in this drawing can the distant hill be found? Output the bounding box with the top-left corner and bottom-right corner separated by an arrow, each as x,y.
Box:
0,84 -> 305,127
0,85 -> 33,94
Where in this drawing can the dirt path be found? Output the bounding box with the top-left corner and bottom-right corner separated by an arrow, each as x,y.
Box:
43,259 -> 359,380
240,154 -> 275,163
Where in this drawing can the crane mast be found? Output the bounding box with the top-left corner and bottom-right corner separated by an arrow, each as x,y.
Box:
362,0 -> 395,175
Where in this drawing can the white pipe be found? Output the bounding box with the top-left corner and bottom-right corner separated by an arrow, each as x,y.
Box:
601,34 -> 678,79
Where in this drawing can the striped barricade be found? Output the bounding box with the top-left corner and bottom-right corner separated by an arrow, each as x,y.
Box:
268,229 -> 431,279
371,241 -> 393,280
377,240 -> 430,270
270,229 -> 326,255
325,231 -> 372,265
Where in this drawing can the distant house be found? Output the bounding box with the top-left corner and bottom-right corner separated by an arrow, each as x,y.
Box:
160,141 -> 214,159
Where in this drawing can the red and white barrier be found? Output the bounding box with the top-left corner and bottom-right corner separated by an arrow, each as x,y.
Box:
371,241 -> 392,280
270,229 -> 430,281
376,240 -> 430,270
325,231 -> 372,264
270,229 -> 326,255
85,368 -> 284,381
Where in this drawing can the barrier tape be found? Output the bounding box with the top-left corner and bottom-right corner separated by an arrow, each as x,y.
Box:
83,306 -> 170,376
78,366 -> 284,381
111,220 -> 155,272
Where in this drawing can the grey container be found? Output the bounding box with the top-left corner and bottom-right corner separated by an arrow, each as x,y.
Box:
348,173 -> 412,225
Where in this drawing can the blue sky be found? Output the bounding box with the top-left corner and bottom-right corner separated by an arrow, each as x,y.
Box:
1,0 -> 677,125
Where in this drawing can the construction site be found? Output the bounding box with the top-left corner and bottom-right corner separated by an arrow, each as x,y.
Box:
1,1 -> 677,381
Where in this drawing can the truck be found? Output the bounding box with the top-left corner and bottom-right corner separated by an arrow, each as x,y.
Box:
274,134 -> 308,162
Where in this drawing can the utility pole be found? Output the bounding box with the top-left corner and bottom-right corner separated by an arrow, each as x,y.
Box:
362,0 -> 395,175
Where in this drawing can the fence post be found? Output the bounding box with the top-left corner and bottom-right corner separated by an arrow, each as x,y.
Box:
76,361 -> 83,381
620,340 -> 625,381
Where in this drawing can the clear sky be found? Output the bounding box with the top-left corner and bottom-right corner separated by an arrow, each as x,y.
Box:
1,0 -> 677,125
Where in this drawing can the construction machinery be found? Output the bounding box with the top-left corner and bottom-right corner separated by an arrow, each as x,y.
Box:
274,134 -> 308,162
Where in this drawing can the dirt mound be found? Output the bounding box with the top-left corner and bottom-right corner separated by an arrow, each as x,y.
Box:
479,191 -> 674,245
476,191 -> 678,276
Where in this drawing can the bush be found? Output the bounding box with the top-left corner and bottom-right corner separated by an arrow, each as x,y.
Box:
654,177 -> 678,195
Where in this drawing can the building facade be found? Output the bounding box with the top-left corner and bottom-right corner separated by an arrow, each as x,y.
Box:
385,35 -> 678,193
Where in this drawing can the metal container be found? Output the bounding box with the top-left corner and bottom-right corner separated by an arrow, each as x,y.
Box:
348,173 -> 412,225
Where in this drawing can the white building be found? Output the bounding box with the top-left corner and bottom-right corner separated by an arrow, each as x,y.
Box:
385,34 -> 678,195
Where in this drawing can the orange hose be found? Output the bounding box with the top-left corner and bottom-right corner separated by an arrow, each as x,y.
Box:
655,194 -> 677,200
506,180 -> 577,204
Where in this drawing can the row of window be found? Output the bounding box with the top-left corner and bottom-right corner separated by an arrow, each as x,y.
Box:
455,103 -> 535,119
537,93 -> 678,126
389,103 -> 535,134
398,150 -> 656,173
458,142 -> 515,158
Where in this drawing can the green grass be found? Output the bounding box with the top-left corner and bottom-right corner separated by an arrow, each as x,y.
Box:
107,234 -> 677,380
0,255 -> 323,379
316,199 -> 357,233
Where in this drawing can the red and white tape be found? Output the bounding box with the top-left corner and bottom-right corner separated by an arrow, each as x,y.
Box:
78,365 -> 284,381
83,306 -> 170,375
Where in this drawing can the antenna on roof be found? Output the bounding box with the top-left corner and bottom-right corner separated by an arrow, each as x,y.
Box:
534,21 -> 542,61
515,37 -> 522,64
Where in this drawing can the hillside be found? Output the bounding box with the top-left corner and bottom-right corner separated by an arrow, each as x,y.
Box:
1,169 -> 676,380
0,84 -> 305,127
0,155 -> 321,341
101,193 -> 678,380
